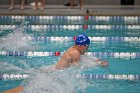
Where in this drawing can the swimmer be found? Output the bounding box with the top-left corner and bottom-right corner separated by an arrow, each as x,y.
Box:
55,34 -> 108,70
3,34 -> 108,93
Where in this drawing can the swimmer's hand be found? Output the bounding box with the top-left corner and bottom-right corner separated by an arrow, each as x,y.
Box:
100,61 -> 109,67
96,59 -> 109,67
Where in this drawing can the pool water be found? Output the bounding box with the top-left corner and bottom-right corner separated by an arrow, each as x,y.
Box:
0,16 -> 140,93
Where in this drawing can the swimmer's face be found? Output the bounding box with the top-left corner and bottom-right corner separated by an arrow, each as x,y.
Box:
80,45 -> 89,55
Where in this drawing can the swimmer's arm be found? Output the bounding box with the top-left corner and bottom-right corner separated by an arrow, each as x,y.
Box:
55,52 -> 80,69
85,56 -> 108,67
40,58 -> 73,73
70,53 -> 80,66
55,57 -> 72,70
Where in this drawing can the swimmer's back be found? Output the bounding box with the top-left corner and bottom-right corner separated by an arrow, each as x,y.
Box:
56,46 -> 80,69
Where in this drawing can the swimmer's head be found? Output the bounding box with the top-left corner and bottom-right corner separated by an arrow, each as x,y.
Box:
75,34 -> 90,46
75,34 -> 90,55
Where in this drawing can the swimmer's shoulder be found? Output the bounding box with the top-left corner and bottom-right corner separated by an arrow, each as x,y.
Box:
69,47 -> 80,56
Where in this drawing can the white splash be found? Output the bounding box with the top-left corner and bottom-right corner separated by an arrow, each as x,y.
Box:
0,26 -> 37,51
0,62 -> 25,73
22,55 -> 99,93
80,55 -> 100,68
22,67 -> 88,93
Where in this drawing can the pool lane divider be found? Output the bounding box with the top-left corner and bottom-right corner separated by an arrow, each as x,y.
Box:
0,16 -> 140,23
0,51 -> 140,58
0,74 -> 140,80
1,33 -> 140,42
1,25 -> 140,30
22,36 -> 140,42
0,74 -> 29,80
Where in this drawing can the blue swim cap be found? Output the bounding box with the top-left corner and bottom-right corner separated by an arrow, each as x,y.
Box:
75,34 -> 90,46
